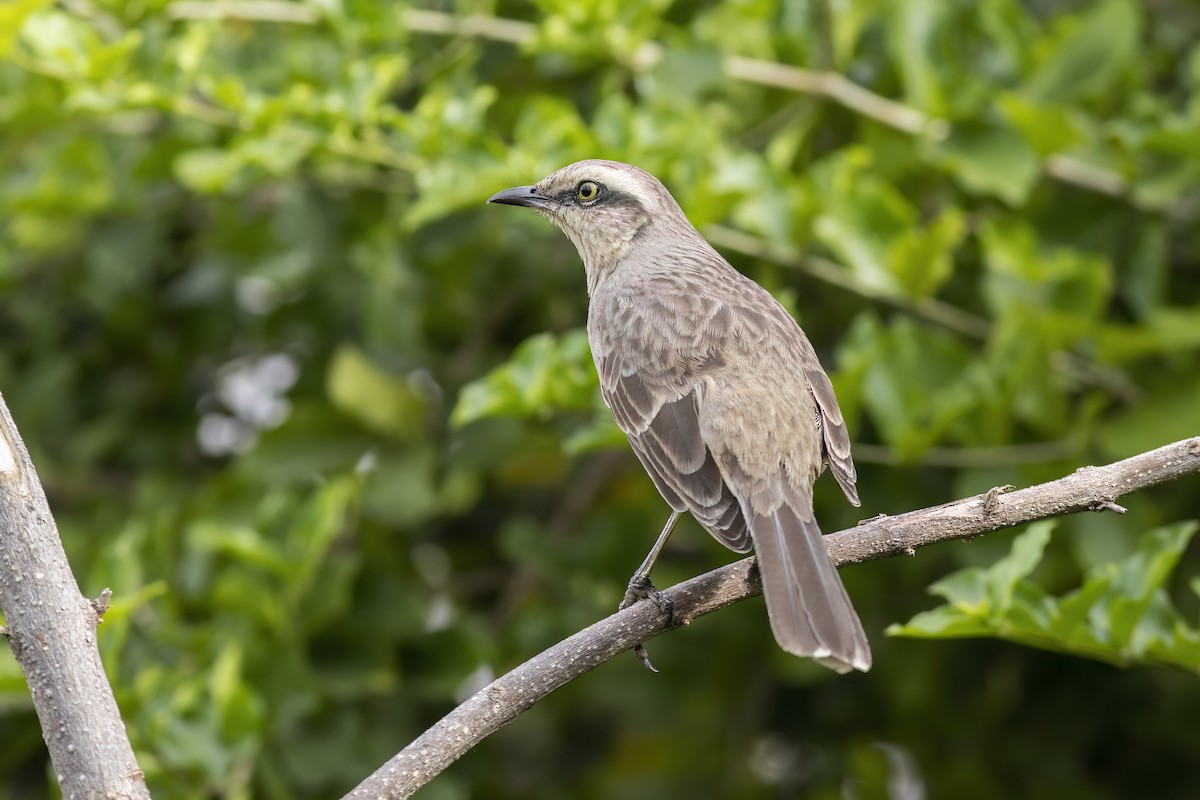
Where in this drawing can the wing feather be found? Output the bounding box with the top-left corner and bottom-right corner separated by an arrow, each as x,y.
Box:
600,352 -> 751,552
805,367 -> 859,507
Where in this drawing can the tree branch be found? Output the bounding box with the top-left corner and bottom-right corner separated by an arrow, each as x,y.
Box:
0,393 -> 150,800
341,436 -> 1200,800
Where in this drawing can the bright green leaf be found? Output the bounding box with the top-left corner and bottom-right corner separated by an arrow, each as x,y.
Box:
985,522 -> 1054,611
996,93 -> 1087,156
326,345 -> 427,440
886,0 -> 947,113
451,330 -> 598,428
892,522 -> 1200,673
928,566 -> 989,612
886,606 -> 994,638
0,0 -> 53,59
886,206 -> 966,298
922,121 -> 1040,205
1022,0 -> 1140,104
174,148 -> 245,194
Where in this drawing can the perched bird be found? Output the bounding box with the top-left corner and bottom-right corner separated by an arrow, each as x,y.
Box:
488,160 -> 871,673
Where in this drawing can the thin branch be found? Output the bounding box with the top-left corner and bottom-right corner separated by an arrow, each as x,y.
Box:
166,1 -> 321,24
342,436 -> 1200,800
0,392 -> 151,799
402,8 -> 536,46
1043,154 -> 1127,198
722,58 -> 944,138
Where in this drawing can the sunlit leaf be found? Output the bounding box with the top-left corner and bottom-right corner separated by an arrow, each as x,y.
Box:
326,345 -> 427,440
922,121 -> 1040,205
1021,0 -> 1140,104
892,523 -> 1200,674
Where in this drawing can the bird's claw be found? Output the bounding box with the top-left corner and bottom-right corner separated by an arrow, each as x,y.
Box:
633,643 -> 658,673
620,574 -> 673,673
620,574 -> 674,626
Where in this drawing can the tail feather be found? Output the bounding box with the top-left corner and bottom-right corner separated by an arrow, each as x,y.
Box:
749,504 -> 872,673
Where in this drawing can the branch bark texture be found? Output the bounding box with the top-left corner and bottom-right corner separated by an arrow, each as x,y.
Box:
343,436 -> 1200,800
0,393 -> 149,800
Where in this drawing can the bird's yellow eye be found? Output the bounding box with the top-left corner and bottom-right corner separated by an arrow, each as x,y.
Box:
576,181 -> 600,203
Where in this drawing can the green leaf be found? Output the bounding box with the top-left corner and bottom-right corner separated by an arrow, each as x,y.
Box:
1103,522 -> 1196,651
1051,571 -> 1113,637
1098,375 -> 1200,459
996,93 -> 1087,156
892,522 -> 1200,673
562,415 -> 625,455
809,147 -> 916,292
928,567 -> 989,611
979,216 -> 1112,328
174,148 -> 245,194
857,318 -> 977,456
886,606 -> 994,638
451,330 -> 598,427
985,521 -> 1054,612
922,121 -> 1040,205
886,206 -> 966,298
1022,0 -> 1140,104
0,0 -> 53,59
643,48 -> 725,103
1096,309 -> 1200,364
885,0 -> 948,113
326,345 -> 427,440
11,7 -> 82,65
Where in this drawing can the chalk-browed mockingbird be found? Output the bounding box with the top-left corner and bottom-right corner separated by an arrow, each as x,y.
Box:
488,160 -> 871,674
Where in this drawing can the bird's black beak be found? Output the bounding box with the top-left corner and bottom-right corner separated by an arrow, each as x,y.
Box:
486,185 -> 553,210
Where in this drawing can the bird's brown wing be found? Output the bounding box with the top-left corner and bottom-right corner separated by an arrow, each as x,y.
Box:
805,367 -> 860,507
598,350 -> 751,552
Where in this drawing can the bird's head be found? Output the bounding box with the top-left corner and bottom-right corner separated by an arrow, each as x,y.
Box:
488,160 -> 690,289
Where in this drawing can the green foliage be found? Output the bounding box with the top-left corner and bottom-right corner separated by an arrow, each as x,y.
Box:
1,0 -> 1199,798
452,330 -> 599,427
890,521 -> 1200,673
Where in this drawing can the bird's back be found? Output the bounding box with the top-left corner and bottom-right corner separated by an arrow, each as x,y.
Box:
588,232 -> 835,501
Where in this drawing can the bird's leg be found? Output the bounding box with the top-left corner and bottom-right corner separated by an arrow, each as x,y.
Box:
620,511 -> 681,672
620,511 -> 680,616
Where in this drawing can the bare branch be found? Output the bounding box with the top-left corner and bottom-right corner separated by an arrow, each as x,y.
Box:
167,1 -> 321,24
342,436 -> 1200,800
0,393 -> 150,800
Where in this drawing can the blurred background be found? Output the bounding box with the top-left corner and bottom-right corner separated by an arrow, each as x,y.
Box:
2,1 -> 1199,798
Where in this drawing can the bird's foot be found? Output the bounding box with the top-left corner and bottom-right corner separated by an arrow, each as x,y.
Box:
619,574 -> 674,673
620,574 -> 674,626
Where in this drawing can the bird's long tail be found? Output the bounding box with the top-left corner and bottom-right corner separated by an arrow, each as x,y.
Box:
748,503 -> 872,673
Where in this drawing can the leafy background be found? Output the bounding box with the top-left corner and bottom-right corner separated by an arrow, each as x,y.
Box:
2,0 -> 1199,798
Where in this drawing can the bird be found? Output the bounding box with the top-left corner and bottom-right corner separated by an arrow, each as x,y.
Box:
487,159 -> 871,674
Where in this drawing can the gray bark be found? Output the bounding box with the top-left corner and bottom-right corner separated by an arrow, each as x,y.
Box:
0,392 -> 150,800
